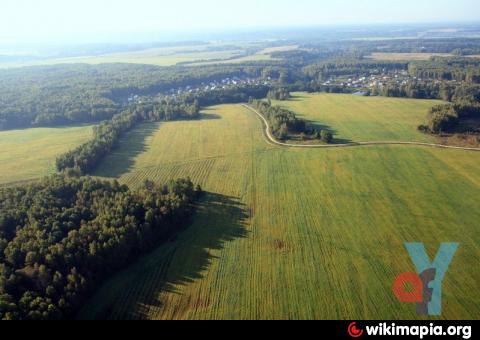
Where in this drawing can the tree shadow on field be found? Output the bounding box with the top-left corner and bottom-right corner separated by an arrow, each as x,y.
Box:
196,113 -> 222,120
93,122 -> 159,178
304,119 -> 354,145
87,192 -> 249,320
286,94 -> 309,102
94,114 -> 221,178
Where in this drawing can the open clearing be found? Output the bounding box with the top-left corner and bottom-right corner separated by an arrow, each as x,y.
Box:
79,98 -> 480,320
0,125 -> 93,185
367,52 -> 453,61
273,93 -> 444,143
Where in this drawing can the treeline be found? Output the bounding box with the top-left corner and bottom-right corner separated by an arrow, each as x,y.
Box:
359,38 -> 480,55
409,58 -> 480,83
376,82 -> 480,101
267,88 -> 291,101
303,59 -> 408,81
56,100 -> 200,174
0,174 -> 201,320
191,85 -> 270,107
250,99 -> 332,142
420,100 -> 480,133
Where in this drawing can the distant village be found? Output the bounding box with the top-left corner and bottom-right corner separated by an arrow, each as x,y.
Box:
124,67 -> 456,104
318,68 -> 455,96
126,76 -> 271,104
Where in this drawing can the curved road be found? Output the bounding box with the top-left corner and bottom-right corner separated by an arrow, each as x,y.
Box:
242,104 -> 480,152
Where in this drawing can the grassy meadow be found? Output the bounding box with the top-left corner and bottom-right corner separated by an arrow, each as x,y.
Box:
0,125 -> 93,185
78,98 -> 480,320
273,93 -> 444,143
0,50 -> 244,68
0,42 -> 281,69
367,52 -> 454,61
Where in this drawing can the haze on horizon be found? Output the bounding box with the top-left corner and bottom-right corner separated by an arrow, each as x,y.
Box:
0,0 -> 479,44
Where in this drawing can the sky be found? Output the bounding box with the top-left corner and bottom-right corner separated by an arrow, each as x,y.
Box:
0,0 -> 479,44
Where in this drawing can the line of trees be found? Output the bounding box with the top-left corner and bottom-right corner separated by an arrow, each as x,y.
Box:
55,100 -> 200,174
303,59 -> 408,82
250,99 -> 333,142
250,99 -> 306,140
375,81 -> 480,101
408,57 -> 480,83
267,88 -> 291,101
0,174 -> 202,320
419,100 -> 480,133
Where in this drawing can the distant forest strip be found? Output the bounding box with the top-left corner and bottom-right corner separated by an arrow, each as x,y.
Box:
0,63 -> 272,130
0,174 -> 202,320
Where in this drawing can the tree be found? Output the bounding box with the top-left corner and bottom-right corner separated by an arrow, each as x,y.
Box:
0,175 -> 200,320
320,130 -> 333,144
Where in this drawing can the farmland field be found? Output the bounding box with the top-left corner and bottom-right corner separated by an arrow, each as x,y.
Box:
0,42 -> 276,69
272,93 -> 445,143
0,49 -> 244,68
367,52 -> 454,61
79,97 -> 480,320
0,125 -> 93,185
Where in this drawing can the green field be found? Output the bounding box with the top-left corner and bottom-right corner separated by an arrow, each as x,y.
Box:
0,125 -> 93,185
0,42 -> 275,68
273,93 -> 444,143
367,53 -> 454,61
78,97 -> 480,320
0,50 -> 244,68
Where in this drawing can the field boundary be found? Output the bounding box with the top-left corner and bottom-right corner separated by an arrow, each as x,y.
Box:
242,104 -> 480,152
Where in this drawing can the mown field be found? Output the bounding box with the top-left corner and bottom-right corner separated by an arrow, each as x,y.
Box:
0,125 -> 93,185
78,97 -> 480,320
273,93 -> 444,143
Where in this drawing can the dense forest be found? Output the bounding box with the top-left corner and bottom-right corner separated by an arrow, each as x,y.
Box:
0,63 -> 273,130
420,101 -> 480,133
302,60 -> 408,81
409,57 -> 480,83
0,174 -> 201,320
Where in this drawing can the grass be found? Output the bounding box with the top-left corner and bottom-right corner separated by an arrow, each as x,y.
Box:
257,45 -> 299,54
0,42 -> 287,69
273,93 -> 444,143
0,42 -> 272,69
367,53 -> 453,61
0,125 -> 93,185
190,53 -> 273,66
0,50 -> 245,68
367,52 -> 453,61
78,98 -> 480,320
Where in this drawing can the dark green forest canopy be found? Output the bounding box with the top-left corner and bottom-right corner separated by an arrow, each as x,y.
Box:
0,174 -> 201,320
0,63 -> 272,130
